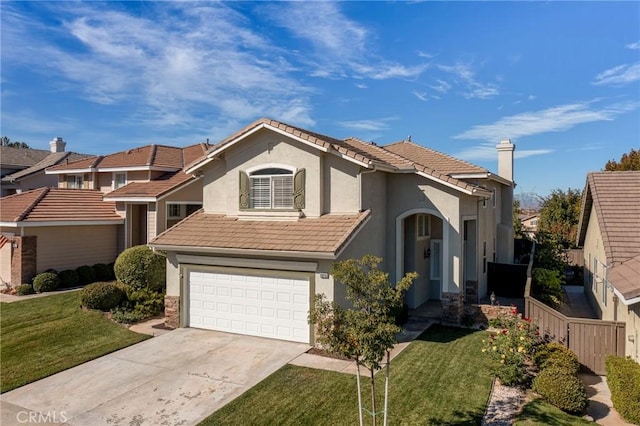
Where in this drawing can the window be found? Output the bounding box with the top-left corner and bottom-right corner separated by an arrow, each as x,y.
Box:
492,188 -> 497,208
67,174 -> 83,189
113,173 -> 127,189
167,203 -> 201,221
602,278 -> 608,306
250,168 -> 293,209
416,214 -> 430,238
167,204 -> 182,219
593,258 -> 599,291
430,240 -> 442,280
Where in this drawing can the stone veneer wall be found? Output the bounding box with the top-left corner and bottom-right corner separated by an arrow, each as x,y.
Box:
441,292 -> 464,324
11,236 -> 37,287
463,304 -> 516,325
165,295 -> 180,329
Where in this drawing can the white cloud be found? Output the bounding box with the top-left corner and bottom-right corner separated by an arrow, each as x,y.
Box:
454,144 -> 553,161
626,41 -> 640,50
592,63 -> 640,86
2,2 -> 316,130
413,91 -> 428,101
266,2 -> 428,81
430,79 -> 451,94
338,117 -> 397,132
356,83 -> 368,89
454,100 -> 638,142
437,63 -> 500,99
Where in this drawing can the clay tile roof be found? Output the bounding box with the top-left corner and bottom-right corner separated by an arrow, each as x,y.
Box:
150,210 -> 371,256
0,188 -> 122,223
607,254 -> 640,302
341,138 -> 414,169
0,146 -> 51,168
384,140 -> 487,175
183,143 -> 212,167
577,171 -> 640,267
104,171 -> 195,199
2,152 -> 92,182
47,155 -> 103,171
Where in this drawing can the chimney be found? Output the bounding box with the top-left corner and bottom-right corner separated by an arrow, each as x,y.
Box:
50,137 -> 66,153
496,139 -> 515,182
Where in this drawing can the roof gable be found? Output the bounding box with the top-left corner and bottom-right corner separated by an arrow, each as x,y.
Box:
577,171 -> 640,266
384,140 -> 487,175
1,152 -> 92,182
104,171 -> 196,200
0,146 -> 51,168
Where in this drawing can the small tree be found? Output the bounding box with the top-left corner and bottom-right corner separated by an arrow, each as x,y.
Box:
604,148 -> 640,171
309,255 -> 417,426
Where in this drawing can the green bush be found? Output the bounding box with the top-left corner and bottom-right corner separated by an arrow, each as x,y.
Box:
57,269 -> 80,288
606,355 -> 640,424
532,268 -> 563,308
32,272 -> 60,293
76,265 -> 97,285
112,288 -> 165,324
534,342 -> 580,375
532,366 -> 588,414
16,284 -> 35,295
80,282 -> 126,312
92,263 -> 114,282
111,306 -> 147,324
114,245 -> 165,292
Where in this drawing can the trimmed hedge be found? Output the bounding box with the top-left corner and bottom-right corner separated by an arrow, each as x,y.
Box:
76,265 -> 97,285
606,355 -> 640,424
92,263 -> 114,282
80,282 -> 126,312
114,245 -> 165,292
58,269 -> 80,288
532,365 -> 588,414
534,342 -> 580,375
16,284 -> 35,295
32,272 -> 60,293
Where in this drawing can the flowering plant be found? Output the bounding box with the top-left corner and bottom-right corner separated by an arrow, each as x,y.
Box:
482,305 -> 540,386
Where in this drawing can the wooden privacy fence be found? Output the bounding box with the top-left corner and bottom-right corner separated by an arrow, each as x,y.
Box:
524,243 -> 625,375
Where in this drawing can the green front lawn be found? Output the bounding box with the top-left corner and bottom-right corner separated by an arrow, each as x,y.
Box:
202,325 -> 494,425
0,291 -> 149,393
514,396 -> 593,425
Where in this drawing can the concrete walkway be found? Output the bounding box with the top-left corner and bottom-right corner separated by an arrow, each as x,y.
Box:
581,374 -> 635,426
560,285 -> 597,319
0,287 -> 81,303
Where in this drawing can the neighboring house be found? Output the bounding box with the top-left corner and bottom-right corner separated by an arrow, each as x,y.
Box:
0,138 -> 91,197
0,188 -> 124,287
519,212 -> 539,238
46,142 -> 211,248
149,118 -> 516,344
576,171 -> 640,362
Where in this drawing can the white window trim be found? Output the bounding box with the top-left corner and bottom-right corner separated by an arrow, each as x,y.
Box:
416,214 -> 430,239
249,166 -> 295,210
67,174 -> 83,189
167,204 -> 183,220
112,172 -> 127,190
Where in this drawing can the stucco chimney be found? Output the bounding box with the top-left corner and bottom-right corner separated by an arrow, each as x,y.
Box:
50,137 -> 66,153
496,139 -> 515,182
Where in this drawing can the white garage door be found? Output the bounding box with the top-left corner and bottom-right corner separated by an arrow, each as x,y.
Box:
188,270 -> 310,343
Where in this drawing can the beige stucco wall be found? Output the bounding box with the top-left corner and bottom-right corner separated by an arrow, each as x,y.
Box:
0,242 -> 11,285
323,154 -> 360,214
14,173 -> 59,193
23,225 -> 120,272
582,205 -> 609,319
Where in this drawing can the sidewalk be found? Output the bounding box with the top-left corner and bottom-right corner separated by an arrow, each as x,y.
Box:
0,287 -> 81,303
560,285 -> 597,319
581,374 -> 635,426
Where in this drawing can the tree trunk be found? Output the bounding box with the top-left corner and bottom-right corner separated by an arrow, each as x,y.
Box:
383,351 -> 390,426
356,361 -> 364,426
370,367 -> 377,426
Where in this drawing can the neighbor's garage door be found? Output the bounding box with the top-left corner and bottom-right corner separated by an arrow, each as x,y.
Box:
188,270 -> 310,343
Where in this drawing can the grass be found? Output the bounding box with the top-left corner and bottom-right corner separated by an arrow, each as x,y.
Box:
201,325 -> 494,425
0,291 -> 149,393
514,396 -> 593,425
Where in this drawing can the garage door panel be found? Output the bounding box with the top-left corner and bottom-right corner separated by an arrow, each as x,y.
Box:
189,270 -> 310,343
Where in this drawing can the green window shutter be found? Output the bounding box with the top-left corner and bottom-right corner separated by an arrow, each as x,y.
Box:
293,168 -> 305,209
239,170 -> 250,209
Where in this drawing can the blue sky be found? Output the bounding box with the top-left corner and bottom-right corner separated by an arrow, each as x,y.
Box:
2,1 -> 638,198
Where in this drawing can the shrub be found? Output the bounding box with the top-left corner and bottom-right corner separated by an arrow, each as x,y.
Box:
57,269 -> 80,288
111,306 -> 146,324
114,245 -> 165,292
32,272 -> 60,293
76,265 -> 97,285
532,268 -> 563,308
92,263 -> 114,282
80,282 -> 126,311
112,288 -> 165,324
16,284 -> 35,295
482,305 -> 540,387
391,303 -> 409,326
534,342 -> 580,375
532,365 -> 588,414
606,355 -> 640,424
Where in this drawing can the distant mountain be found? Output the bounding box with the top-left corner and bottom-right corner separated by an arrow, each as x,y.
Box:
515,192 -> 542,210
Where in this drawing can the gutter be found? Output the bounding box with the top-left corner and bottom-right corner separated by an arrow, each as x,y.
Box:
148,244 -> 340,260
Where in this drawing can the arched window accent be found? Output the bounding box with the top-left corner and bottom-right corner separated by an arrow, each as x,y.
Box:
239,167 -> 305,210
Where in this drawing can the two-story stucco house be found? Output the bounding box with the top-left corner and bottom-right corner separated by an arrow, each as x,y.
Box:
149,118 -> 516,344
577,171 -> 640,362
0,142 -> 210,287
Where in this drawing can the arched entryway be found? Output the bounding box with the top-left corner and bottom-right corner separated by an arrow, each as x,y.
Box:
395,208 -> 449,309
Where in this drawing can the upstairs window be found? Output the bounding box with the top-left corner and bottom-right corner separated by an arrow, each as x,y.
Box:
67,174 -> 83,189
240,166 -> 305,210
114,172 -> 127,189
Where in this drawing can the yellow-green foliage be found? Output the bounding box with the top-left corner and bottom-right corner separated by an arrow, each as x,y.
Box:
605,355 -> 640,424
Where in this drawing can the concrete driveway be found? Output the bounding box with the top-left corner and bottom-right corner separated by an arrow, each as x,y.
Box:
1,329 -> 308,426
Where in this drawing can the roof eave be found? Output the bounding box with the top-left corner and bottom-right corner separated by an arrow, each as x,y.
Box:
0,219 -> 124,227
147,243 -> 339,260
